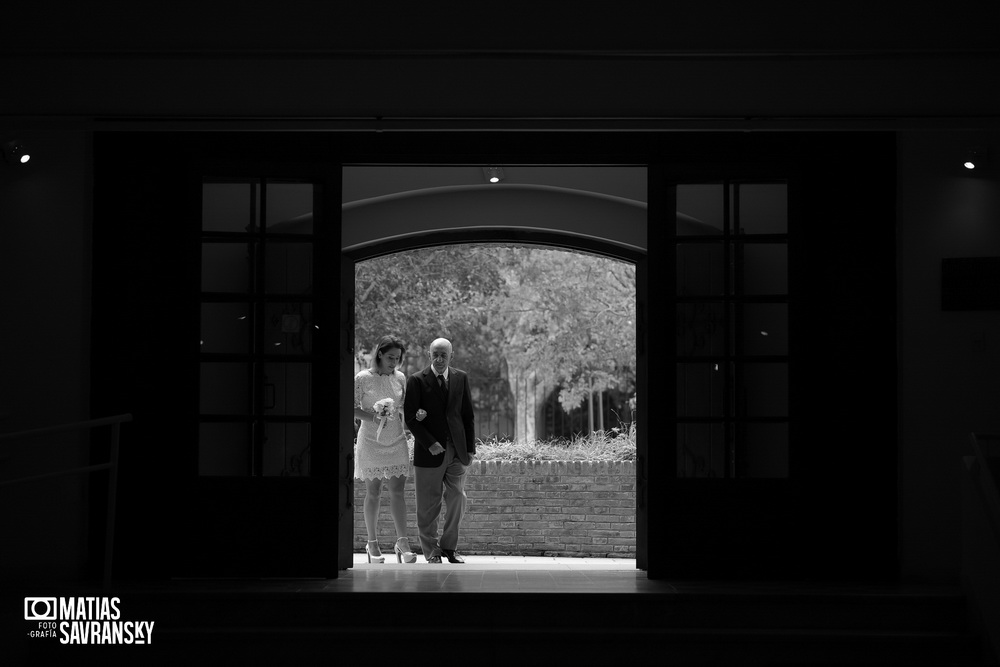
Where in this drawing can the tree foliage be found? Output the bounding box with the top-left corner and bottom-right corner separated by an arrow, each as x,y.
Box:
354,245 -> 504,381
355,244 -> 635,414
491,247 -> 636,411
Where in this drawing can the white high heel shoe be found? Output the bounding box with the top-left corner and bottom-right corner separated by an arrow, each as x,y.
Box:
394,537 -> 417,564
366,540 -> 385,564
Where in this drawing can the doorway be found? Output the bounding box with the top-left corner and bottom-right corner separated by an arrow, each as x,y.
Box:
340,164 -> 648,569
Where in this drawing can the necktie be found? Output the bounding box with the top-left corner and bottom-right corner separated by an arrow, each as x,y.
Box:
438,374 -> 447,393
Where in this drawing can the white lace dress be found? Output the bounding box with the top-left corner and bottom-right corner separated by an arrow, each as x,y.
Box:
353,369 -> 410,481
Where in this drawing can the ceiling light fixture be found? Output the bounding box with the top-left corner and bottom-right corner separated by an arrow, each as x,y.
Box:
964,147 -> 987,170
483,166 -> 505,183
2,140 -> 30,165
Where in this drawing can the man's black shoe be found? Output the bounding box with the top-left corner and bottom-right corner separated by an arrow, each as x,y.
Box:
441,549 -> 465,564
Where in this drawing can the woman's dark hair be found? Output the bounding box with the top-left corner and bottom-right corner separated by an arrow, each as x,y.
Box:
370,335 -> 407,371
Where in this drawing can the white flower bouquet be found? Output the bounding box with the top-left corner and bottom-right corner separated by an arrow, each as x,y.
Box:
372,398 -> 396,441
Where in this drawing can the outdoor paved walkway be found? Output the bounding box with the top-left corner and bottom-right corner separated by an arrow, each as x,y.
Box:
351,553 -> 637,570
345,553 -> 645,592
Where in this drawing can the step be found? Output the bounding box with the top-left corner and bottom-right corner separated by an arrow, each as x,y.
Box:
19,625 -> 980,666
10,583 -> 982,666
114,586 -> 971,633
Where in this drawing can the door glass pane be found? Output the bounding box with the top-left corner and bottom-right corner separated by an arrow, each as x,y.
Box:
201,302 -> 251,354
741,423 -> 789,478
677,303 -> 724,356
677,363 -> 723,417
202,182 -> 257,233
677,423 -> 724,478
199,422 -> 251,476
677,184 -> 724,235
263,363 -> 312,416
736,244 -> 787,295
265,303 -> 313,355
262,422 -> 311,476
202,243 -> 252,293
678,243 -> 725,296
265,242 -> 313,294
738,184 -> 788,235
738,362 -> 789,417
266,183 -> 313,234
737,303 -> 788,356
200,363 -> 251,415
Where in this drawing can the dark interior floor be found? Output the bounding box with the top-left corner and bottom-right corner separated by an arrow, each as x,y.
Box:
7,557 -> 982,667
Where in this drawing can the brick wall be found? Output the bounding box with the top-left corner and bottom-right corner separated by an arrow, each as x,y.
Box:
353,460 -> 636,558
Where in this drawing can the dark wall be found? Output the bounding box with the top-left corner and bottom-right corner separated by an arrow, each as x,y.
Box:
4,4 -> 1000,122
90,134 -> 201,578
3,4 -> 1000,583
0,132 -> 94,582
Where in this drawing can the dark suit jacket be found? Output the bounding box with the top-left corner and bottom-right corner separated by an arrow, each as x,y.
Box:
404,366 -> 476,467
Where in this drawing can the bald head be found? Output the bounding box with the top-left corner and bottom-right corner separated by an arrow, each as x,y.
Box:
430,338 -> 452,352
429,338 -> 453,374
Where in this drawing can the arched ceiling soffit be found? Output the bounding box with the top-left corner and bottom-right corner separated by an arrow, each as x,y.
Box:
339,184 -> 709,254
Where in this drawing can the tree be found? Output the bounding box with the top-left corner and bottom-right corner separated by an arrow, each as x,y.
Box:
355,244 -> 637,435
354,245 -> 505,382
491,247 -> 636,418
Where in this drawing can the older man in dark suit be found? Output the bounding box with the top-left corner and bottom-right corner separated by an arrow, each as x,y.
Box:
404,337 -> 476,563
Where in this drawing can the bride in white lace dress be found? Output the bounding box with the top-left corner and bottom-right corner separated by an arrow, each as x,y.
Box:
353,335 -> 417,564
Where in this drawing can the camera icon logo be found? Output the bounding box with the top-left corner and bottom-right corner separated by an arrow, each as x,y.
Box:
24,598 -> 57,621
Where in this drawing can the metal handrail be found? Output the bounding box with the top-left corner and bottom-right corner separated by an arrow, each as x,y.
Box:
0,413 -> 132,588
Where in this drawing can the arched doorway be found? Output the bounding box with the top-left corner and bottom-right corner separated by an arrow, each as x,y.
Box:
349,242 -> 640,562
338,165 -> 650,569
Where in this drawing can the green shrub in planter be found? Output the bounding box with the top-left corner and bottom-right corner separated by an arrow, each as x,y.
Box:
473,424 -> 636,461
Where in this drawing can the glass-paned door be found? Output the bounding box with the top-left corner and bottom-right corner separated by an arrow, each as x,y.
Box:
200,180 -> 315,477
676,182 -> 789,478
169,176 -> 336,578
659,177 -> 797,580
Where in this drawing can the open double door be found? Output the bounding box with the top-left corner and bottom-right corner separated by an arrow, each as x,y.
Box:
92,131 -> 896,582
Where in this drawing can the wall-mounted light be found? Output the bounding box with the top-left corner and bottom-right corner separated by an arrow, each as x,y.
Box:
483,166 -> 505,183
2,140 -> 30,165
964,147 -> 987,170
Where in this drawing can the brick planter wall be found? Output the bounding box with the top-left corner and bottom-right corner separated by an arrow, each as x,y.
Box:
353,460 -> 636,558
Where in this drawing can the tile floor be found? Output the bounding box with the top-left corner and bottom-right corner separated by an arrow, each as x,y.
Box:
117,555 -> 955,597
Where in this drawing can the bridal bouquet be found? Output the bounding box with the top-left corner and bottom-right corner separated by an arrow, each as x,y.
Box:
372,398 -> 396,441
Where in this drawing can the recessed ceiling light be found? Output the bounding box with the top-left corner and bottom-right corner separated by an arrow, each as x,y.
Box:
483,166 -> 505,183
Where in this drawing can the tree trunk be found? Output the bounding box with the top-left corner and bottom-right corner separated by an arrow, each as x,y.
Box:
597,388 -> 605,431
509,364 -> 537,443
587,382 -> 595,435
